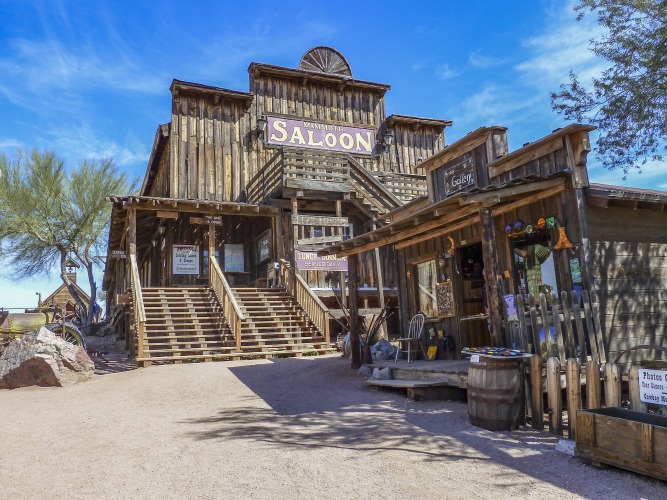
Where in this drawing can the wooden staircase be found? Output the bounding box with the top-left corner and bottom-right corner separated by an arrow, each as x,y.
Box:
137,287 -> 236,365
233,287 -> 333,355
134,286 -> 334,366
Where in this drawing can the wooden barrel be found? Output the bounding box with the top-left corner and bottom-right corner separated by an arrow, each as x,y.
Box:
467,356 -> 525,431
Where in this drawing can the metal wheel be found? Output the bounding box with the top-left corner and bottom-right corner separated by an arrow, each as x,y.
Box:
45,323 -> 86,349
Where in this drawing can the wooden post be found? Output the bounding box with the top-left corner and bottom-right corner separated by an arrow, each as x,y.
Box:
586,360 -> 601,409
566,358 -> 581,440
336,201 -> 347,307
479,207 -> 504,346
371,222 -> 387,338
547,357 -> 562,435
604,362 -> 621,408
208,224 -> 216,283
530,354 -> 544,429
348,252 -> 361,369
628,366 -> 647,412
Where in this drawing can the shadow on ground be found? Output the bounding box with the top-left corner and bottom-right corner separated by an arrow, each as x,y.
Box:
177,355 -> 645,496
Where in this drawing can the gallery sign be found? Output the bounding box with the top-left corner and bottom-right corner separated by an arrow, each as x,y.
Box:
173,245 -> 200,275
443,155 -> 476,196
266,116 -> 377,156
295,250 -> 348,271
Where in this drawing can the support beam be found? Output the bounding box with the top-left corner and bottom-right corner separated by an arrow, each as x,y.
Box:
349,253 -> 361,369
372,222 -> 386,337
336,201 -> 347,307
480,207 -> 505,346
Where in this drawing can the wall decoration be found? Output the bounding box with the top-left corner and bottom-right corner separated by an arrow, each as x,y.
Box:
255,229 -> 272,264
224,244 -> 245,272
436,281 -> 456,318
570,257 -> 582,284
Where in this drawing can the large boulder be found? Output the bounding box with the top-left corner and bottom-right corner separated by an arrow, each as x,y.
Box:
0,327 -> 95,389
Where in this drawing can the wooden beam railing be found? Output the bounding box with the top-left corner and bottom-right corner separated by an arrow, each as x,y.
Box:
372,171 -> 428,202
245,149 -> 284,204
128,254 -> 146,359
209,256 -> 245,351
346,155 -> 402,215
279,259 -> 330,347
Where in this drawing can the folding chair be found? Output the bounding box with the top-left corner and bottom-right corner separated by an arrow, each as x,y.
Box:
395,313 -> 425,363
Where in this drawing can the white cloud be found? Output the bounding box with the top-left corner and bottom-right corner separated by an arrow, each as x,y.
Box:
436,63 -> 459,80
468,51 -> 505,68
47,124 -> 149,170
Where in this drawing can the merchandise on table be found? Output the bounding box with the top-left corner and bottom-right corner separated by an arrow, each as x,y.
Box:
462,346 -> 526,357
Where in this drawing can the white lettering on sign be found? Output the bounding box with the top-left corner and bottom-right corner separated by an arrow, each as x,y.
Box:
639,369 -> 667,405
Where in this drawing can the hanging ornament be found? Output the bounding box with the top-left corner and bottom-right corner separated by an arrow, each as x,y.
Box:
546,216 -> 557,229
537,217 -> 546,229
553,226 -> 575,250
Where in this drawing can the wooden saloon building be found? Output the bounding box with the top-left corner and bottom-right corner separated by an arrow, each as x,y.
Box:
103,47 -> 452,365
320,123 -> 667,367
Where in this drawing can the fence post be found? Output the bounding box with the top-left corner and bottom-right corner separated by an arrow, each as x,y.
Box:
628,366 -> 647,412
586,360 -> 601,409
566,358 -> 581,440
530,354 -> 544,429
604,362 -> 621,407
547,357 -> 562,435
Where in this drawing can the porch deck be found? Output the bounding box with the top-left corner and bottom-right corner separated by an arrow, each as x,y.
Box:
365,358 -> 470,400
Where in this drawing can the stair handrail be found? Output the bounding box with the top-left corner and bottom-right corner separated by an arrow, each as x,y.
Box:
279,259 -> 330,347
128,254 -> 146,359
209,256 -> 245,351
346,154 -> 402,214
245,149 -> 284,204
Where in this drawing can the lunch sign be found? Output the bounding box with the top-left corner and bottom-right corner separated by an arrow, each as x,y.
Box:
266,116 -> 378,156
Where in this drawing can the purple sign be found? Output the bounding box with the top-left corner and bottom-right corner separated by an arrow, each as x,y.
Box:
266,116 -> 377,156
296,251 -> 348,271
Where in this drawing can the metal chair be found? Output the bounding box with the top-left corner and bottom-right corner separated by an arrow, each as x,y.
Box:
395,313 -> 425,363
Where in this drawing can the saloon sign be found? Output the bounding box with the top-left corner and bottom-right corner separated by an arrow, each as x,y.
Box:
266,116 -> 377,156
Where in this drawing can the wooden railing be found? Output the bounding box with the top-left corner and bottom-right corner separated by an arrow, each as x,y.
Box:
209,256 -> 245,350
245,149 -> 284,204
128,254 -> 146,359
346,155 -> 402,215
279,259 -> 330,347
372,171 -> 428,202
245,147 -> 426,212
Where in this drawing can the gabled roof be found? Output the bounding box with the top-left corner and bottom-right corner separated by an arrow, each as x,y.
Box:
42,281 -> 90,307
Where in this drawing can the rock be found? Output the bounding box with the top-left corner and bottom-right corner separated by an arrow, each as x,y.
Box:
371,367 -> 392,380
358,365 -> 373,379
0,327 -> 95,389
555,439 -> 576,456
371,339 -> 398,361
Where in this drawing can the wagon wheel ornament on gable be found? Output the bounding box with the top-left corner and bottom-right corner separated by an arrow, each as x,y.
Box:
299,46 -> 352,77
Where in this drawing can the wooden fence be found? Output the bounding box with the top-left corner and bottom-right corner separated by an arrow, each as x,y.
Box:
514,291 -> 665,439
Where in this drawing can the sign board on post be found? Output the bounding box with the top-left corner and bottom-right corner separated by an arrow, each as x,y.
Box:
443,155 -> 476,196
109,249 -> 126,259
639,369 -> 667,405
173,245 -> 200,275
295,250 -> 348,271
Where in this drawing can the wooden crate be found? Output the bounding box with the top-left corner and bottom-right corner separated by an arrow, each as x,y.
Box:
576,407 -> 667,481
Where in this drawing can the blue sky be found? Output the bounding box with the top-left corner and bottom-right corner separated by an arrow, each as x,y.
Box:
0,0 -> 665,309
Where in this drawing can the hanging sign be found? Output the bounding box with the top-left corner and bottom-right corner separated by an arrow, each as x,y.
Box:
295,250 -> 348,271
639,369 -> 667,405
266,116 -> 377,156
173,245 -> 200,275
443,155 -> 476,195
109,250 -> 126,259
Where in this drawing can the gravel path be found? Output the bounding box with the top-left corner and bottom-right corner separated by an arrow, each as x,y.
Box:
0,354 -> 665,499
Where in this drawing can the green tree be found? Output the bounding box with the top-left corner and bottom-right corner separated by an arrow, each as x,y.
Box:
551,1 -> 667,176
0,149 -> 134,326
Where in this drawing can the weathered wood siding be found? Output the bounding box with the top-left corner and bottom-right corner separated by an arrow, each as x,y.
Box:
586,205 -> 667,365
169,92 -> 251,202
147,142 -> 170,198
388,122 -> 445,175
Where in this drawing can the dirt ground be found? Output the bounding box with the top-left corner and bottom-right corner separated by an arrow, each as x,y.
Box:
0,352 -> 665,499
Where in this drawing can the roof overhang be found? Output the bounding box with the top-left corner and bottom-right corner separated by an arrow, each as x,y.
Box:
586,183 -> 667,210
170,79 -> 254,108
319,176 -> 568,257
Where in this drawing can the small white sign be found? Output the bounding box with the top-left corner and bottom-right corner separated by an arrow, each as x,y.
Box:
639,369 -> 667,406
173,245 -> 200,275
470,354 -> 480,363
